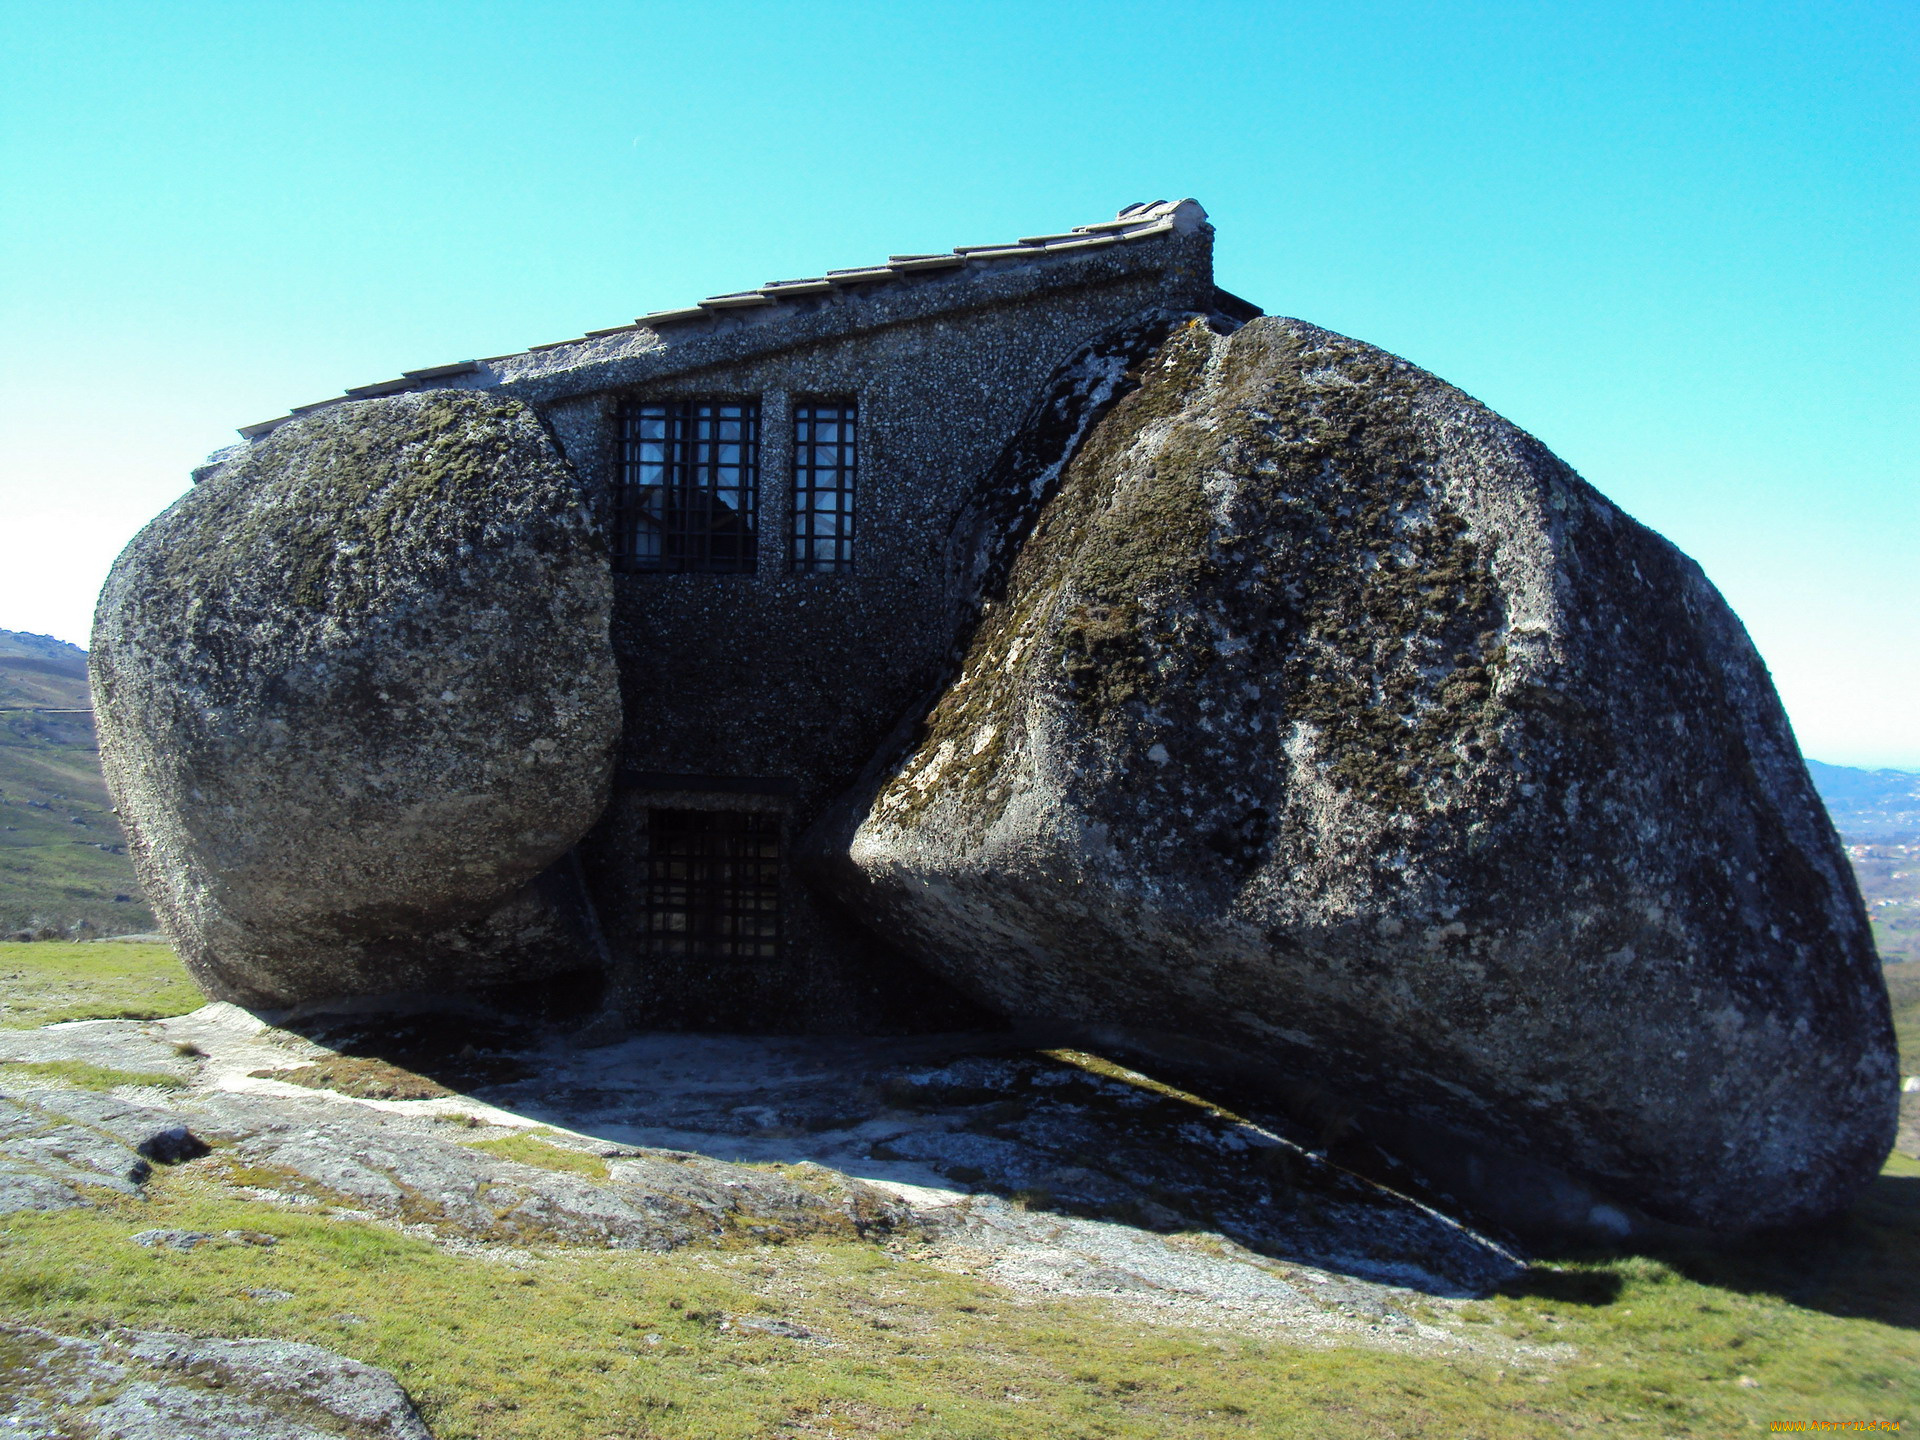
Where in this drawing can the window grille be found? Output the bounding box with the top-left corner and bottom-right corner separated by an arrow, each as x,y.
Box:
641,809 -> 781,961
617,402 -> 760,573
791,401 -> 857,574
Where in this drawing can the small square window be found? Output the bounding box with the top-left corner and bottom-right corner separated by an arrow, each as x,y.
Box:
791,401 -> 857,574
617,401 -> 760,573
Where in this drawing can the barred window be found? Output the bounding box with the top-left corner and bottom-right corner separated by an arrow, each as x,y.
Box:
641,809 -> 780,961
791,401 -> 857,574
617,401 -> 760,573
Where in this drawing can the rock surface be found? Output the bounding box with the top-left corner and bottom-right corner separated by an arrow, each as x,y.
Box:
91,391 -> 620,1007
1,1324 -> 433,1439
0,1003 -> 1525,1334
816,315 -> 1898,1236
0,1086 -> 184,1210
0,1013 -> 908,1254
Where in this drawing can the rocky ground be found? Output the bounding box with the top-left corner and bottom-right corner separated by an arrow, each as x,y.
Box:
0,1002 -> 1522,1335
3,960 -> 1918,1436
4,1324 -> 433,1439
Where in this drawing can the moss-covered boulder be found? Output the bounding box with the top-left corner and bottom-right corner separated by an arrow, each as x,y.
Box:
819,316 -> 1897,1237
92,391 -> 620,1008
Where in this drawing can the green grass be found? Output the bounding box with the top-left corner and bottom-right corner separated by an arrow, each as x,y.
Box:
0,1058 -> 184,1091
0,940 -> 201,1028
464,1131 -> 611,1180
0,1165 -> 1914,1439
1881,1151 -> 1920,1179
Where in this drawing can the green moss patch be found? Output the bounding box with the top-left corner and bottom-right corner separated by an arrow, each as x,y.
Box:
0,1057 -> 184,1091
464,1131 -> 610,1181
1202,323 -> 1510,812
143,392 -> 552,623
878,317 -> 1524,827
877,320 -> 1222,824
249,1054 -> 454,1101
0,941 -> 199,1029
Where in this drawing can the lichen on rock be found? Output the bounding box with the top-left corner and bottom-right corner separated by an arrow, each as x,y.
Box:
91,390 -> 621,1008
820,315 -> 1898,1238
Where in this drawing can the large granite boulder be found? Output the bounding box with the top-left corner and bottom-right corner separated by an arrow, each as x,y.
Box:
818,316 -> 1898,1237
92,391 -> 620,1008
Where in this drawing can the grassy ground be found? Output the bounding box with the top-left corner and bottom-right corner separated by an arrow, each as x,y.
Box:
1,1168 -> 1915,1439
464,1130 -> 614,1180
0,940 -> 202,1027
0,1057 -> 185,1090
1,948 -> 1916,1435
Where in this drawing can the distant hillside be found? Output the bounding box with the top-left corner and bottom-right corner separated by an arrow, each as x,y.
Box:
1808,759 -> 1920,966
0,630 -> 153,937
1806,760 -> 1920,844
0,629 -> 90,708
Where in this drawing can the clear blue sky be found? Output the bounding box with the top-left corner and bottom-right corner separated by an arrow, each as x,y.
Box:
3,1 -> 1914,765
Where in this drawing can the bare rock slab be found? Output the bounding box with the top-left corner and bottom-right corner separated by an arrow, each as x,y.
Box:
1,1324 -> 432,1439
0,1014 -> 913,1255
818,316 -> 1899,1236
91,391 -> 620,1007
0,1077 -> 208,1212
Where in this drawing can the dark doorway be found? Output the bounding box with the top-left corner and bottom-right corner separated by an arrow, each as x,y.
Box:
642,808 -> 781,960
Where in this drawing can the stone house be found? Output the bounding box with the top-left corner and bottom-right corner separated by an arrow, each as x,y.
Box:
101,196 -> 1898,1237
230,199 -> 1253,1028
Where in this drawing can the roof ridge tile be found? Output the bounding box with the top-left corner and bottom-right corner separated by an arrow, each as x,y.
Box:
237,201 -> 1207,438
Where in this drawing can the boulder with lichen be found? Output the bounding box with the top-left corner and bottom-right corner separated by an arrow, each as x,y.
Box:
815,315 -> 1898,1238
91,390 -> 620,1008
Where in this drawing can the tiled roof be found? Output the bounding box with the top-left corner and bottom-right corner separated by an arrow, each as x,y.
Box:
236,199 -> 1206,440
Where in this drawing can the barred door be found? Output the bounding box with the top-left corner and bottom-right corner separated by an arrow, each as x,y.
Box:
640,809 -> 780,960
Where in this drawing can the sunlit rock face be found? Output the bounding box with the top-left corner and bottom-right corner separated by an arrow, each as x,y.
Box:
92,391 -> 620,1008
818,315 -> 1897,1237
